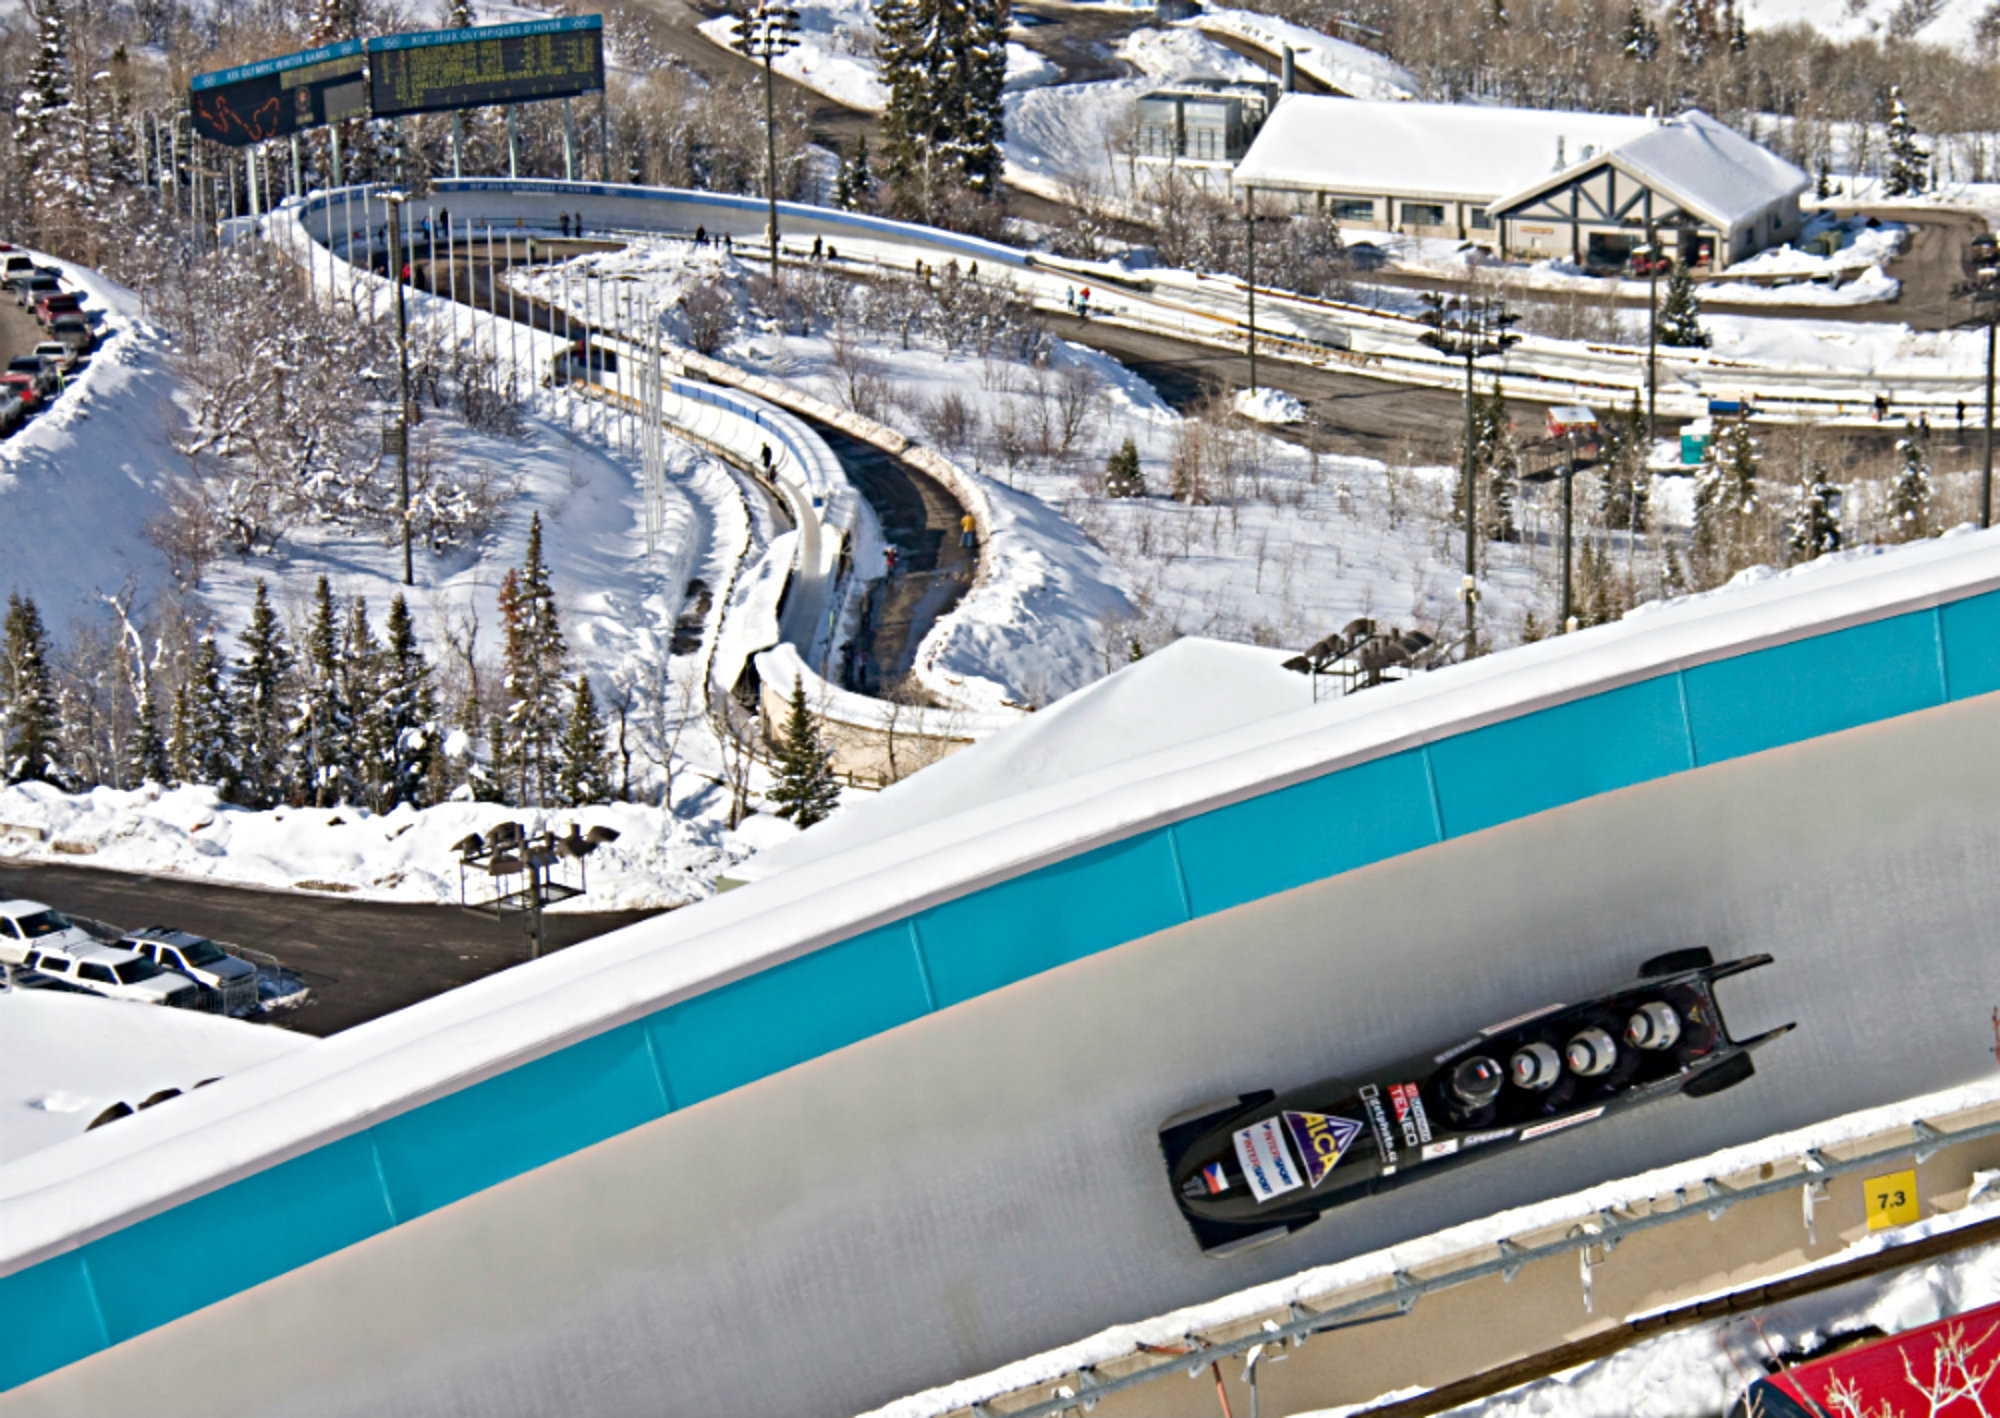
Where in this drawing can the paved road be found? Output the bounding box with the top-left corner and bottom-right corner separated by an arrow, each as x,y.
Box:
19,687 -> 1999,1418
0,861 -> 660,1037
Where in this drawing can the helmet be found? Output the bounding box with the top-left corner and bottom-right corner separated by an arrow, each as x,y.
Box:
1509,1041 -> 1562,1090
1626,1001 -> 1682,1050
1566,1027 -> 1617,1077
1448,1055 -> 1504,1110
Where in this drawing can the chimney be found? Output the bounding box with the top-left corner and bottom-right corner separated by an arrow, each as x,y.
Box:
1554,135 -> 1566,171
1280,44 -> 1296,93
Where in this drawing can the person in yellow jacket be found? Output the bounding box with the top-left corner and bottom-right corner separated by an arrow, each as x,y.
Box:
959,512 -> 976,550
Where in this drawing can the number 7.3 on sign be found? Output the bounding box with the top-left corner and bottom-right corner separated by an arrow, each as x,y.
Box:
1865,1169 -> 1920,1230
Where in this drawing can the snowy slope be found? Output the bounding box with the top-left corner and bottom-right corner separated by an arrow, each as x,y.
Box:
1742,0 -> 1993,53
1185,9 -> 1419,99
0,988 -> 309,1167
0,257 -> 177,639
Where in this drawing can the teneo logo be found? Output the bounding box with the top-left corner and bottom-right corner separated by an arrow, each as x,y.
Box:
1388,1082 -> 1433,1147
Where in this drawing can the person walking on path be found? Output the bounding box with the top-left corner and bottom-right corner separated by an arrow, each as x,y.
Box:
959,512 -> 976,550
560,212 -> 571,238
884,546 -> 899,576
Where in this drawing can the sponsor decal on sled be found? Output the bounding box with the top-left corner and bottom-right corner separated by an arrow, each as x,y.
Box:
1388,1082 -> 1433,1146
1519,1106 -> 1606,1141
1283,1111 -> 1364,1187
1359,1083 -> 1400,1170
1201,1161 -> 1230,1195
1232,1116 -> 1304,1203
1420,1138 -> 1460,1162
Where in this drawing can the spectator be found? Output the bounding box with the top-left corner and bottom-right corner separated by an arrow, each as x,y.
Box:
959,512 -> 976,550
560,212 -> 570,238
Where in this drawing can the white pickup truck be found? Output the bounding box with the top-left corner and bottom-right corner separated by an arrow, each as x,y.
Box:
0,899 -> 101,966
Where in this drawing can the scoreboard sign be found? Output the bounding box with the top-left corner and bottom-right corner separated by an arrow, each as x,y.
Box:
190,38 -> 368,146
365,15 -> 605,119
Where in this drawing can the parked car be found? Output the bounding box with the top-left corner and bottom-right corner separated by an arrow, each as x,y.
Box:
0,372 -> 42,412
21,939 -> 198,1008
122,928 -> 258,1016
7,354 -> 57,398
33,339 -> 73,374
0,900 -> 100,965
0,389 -> 27,433
33,291 -> 80,327
47,314 -> 93,361
1,253 -> 36,281
14,273 -> 60,308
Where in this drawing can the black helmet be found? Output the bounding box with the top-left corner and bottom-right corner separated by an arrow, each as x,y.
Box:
1449,1055 -> 1504,1110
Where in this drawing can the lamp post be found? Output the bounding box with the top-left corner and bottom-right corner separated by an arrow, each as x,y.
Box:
1529,407 -> 1602,632
730,2 -> 801,288
383,191 -> 414,586
1636,226 -> 1661,445
1244,185 -> 1258,394
452,821 -> 622,961
1419,293 -> 1521,658
1956,233 -> 2000,529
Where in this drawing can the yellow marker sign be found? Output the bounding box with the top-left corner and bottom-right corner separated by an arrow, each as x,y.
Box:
1865,1169 -> 1920,1231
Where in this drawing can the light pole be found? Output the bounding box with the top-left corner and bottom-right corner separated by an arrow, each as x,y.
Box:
1419,293 -> 1520,658
1245,184 -> 1258,394
731,2 -> 801,288
384,191 -> 414,586
1956,232 -> 2000,529
453,821 -> 621,961
1532,406 -> 1601,632
1636,226 -> 1661,445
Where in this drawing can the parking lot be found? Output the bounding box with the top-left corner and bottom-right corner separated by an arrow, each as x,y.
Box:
0,861 -> 665,1036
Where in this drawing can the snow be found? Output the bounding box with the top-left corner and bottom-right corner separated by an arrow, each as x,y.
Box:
867,1066 -> 2000,1418
0,253 -> 176,639
1566,110 -> 1809,228
1183,9 -> 1418,101
0,780 -> 743,909
693,0 -> 1054,114
1741,0 -> 1996,55
0,987 -> 308,1167
1233,386 -> 1306,423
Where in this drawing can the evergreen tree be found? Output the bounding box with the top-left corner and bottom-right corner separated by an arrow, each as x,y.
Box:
1786,464 -> 1843,563
1884,86 -> 1929,197
1105,436 -> 1146,497
497,513 -> 568,805
127,681 -> 169,786
1597,392 -> 1651,532
1655,261 -> 1711,348
1693,418 -> 1760,582
370,594 -> 439,811
234,580 -> 294,808
180,634 -> 240,801
294,575 -> 357,807
13,0 -> 77,242
344,595 -> 391,807
1725,0 -> 1748,53
832,137 -> 875,211
1890,434 -> 1934,539
1458,380 -> 1517,541
1815,158 -> 1834,201
1622,1 -> 1660,60
876,0 -> 1009,223
1673,0 -> 1710,63
768,678 -> 841,828
556,673 -> 612,807
1,594 -> 59,784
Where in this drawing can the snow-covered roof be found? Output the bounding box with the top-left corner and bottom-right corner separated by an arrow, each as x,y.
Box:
1235,95 -> 1657,203
1495,109 -> 1810,229
1234,98 -> 1805,223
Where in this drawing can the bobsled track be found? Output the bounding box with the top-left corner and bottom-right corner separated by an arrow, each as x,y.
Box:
10,533 -> 2000,1418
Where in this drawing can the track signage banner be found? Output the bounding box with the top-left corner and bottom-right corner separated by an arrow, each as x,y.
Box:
190,38 -> 367,146
366,16 -> 605,119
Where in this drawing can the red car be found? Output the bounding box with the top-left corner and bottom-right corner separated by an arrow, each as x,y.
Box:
1730,1297 -> 2000,1416
0,373 -> 41,411
33,291 -> 79,327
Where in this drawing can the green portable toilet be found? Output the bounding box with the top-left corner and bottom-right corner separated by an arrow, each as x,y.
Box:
1681,415 -> 1712,464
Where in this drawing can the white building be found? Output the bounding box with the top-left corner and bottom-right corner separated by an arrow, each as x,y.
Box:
1231,96 -> 1810,272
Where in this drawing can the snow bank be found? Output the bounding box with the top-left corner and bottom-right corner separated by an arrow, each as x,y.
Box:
0,781 -> 736,910
1233,386 -> 1306,424
0,989 -> 309,1168
1183,10 -> 1418,100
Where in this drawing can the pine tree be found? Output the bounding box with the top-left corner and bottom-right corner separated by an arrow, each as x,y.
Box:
180,634 -> 241,801
833,137 -> 875,211
13,0 -> 77,242
1725,0 -> 1748,53
1890,434 -> 1934,539
876,0 -> 1009,223
1884,86 -> 1929,197
344,595 -> 391,808
557,673 -> 612,807
497,513 -> 568,806
370,594 -> 439,811
1105,437 -> 1146,497
1622,1 -> 1660,60
1656,262 -> 1711,348
234,581 -> 294,808
1786,464 -> 1843,562
294,575 -> 357,807
1693,418 -> 1760,582
1,594 -> 59,784
768,678 -> 841,828
128,681 -> 169,786
1597,392 -> 1651,531
1674,0 -> 1711,63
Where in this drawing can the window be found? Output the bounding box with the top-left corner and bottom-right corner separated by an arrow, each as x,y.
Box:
1332,198 -> 1375,222
12,909 -> 72,939
1401,202 -> 1447,227
0,919 -> 16,938
80,963 -> 114,985
112,960 -> 164,985
1468,208 -> 1493,230
180,940 -> 228,967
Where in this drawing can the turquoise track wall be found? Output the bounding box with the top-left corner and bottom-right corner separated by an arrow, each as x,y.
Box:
5,591 -> 1998,1392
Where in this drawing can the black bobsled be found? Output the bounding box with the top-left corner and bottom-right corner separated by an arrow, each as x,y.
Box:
1159,950 -> 1792,1258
